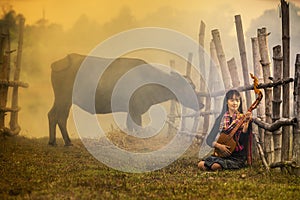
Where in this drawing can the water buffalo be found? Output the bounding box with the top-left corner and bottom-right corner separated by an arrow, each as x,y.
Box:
48,53 -> 204,146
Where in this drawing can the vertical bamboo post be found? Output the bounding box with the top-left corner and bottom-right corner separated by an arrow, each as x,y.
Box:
198,20 -> 206,94
292,54 -> 300,176
185,53 -> 193,78
9,17 -> 25,134
212,29 -> 232,90
227,57 -> 247,119
254,133 -> 270,171
198,21 -> 206,135
250,37 -> 261,160
181,53 -> 193,132
281,0 -> 291,162
168,60 -> 176,135
251,37 -> 266,150
0,24 -> 10,129
210,40 -> 223,118
258,27 -> 274,164
201,86 -> 211,136
272,45 -> 283,163
235,15 -> 252,108
227,58 -> 240,87
199,40 -> 215,136
0,25 -> 5,128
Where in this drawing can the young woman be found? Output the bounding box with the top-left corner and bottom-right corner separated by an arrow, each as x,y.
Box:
198,89 -> 252,171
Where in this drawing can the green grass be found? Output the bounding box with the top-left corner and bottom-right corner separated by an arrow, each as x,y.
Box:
1,135 -> 299,199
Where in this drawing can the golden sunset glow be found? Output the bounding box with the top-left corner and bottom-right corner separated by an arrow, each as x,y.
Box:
0,0 -> 299,138
3,0 -> 298,30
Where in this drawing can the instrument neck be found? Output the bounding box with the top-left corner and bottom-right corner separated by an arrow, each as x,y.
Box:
227,114 -> 246,138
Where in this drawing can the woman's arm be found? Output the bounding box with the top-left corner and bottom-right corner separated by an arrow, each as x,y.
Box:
206,115 -> 223,147
242,111 -> 252,133
213,141 -> 231,156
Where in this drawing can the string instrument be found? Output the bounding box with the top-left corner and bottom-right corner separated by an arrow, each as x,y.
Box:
213,73 -> 263,157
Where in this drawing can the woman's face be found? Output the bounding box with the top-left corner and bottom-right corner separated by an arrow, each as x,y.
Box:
227,94 -> 241,113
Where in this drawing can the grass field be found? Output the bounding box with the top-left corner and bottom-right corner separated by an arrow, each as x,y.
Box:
1,135 -> 299,199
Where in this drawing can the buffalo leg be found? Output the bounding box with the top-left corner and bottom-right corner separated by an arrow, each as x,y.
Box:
57,107 -> 72,146
48,106 -> 58,146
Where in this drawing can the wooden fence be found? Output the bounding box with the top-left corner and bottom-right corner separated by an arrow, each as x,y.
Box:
0,17 -> 28,137
167,0 -> 299,175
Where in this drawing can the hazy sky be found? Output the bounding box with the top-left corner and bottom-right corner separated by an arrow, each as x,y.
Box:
2,0 -> 300,30
1,0 -> 299,138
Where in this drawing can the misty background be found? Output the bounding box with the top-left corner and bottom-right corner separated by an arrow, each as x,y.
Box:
0,2 -> 299,138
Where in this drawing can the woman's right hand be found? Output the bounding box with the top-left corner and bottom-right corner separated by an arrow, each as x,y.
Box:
215,143 -> 231,156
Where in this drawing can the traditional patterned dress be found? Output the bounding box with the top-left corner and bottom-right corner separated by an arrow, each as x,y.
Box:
203,111 -> 252,170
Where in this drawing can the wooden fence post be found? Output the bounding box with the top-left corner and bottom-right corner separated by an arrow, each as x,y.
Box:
168,60 -> 176,135
258,27 -> 274,164
198,39 -> 216,137
292,54 -> 300,176
227,57 -> 246,119
281,0 -> 291,162
235,15 -> 252,108
250,37 -> 261,160
212,29 -> 232,90
251,37 -> 266,150
0,24 -> 10,129
198,21 -> 207,135
9,17 -> 25,134
210,40 -> 223,118
272,45 -> 283,163
198,20 -> 206,94
180,53 -> 193,132
227,58 -> 240,87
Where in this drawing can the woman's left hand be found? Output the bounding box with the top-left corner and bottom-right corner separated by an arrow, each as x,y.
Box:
244,111 -> 252,123
242,111 -> 252,132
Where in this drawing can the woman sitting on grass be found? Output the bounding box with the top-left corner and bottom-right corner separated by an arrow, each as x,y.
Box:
198,89 -> 252,171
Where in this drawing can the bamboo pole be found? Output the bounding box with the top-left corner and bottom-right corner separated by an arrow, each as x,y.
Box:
196,77 -> 293,98
234,16 -> 253,160
0,25 -> 5,128
0,24 -> 10,129
227,58 -> 240,87
168,60 -> 176,135
235,15 -> 252,108
0,80 -> 28,88
227,57 -> 247,123
198,20 -> 206,93
200,45 -> 213,136
172,111 -> 218,118
258,27 -> 274,164
270,161 -> 297,169
251,37 -> 266,150
253,117 -> 295,132
212,29 -> 232,89
200,86 -> 210,135
185,53 -> 193,77
209,40 -> 223,118
281,0 -> 291,162
250,37 -> 262,160
9,17 -> 25,134
254,133 -> 270,171
198,21 -> 206,135
272,45 -> 283,163
292,54 -> 300,176
181,53 -> 193,132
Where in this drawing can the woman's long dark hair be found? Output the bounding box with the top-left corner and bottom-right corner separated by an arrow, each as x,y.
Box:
206,89 -> 243,147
